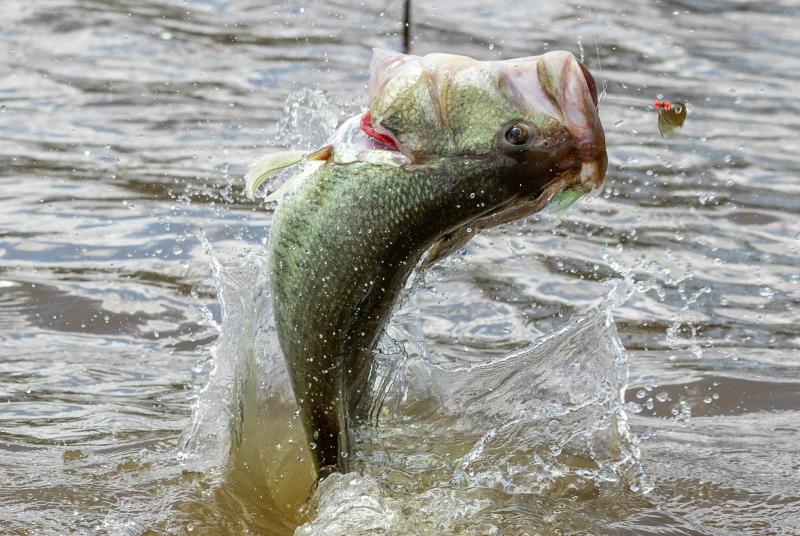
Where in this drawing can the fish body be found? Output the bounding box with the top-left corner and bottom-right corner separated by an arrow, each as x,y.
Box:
258,49 -> 608,474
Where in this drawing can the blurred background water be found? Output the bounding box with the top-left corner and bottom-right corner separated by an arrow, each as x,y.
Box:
1,1 -> 799,534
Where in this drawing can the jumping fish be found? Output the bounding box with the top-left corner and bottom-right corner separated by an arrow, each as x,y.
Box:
245,49 -> 608,476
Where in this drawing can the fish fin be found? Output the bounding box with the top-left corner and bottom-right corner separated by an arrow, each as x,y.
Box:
422,227 -> 476,268
549,189 -> 584,215
245,145 -> 332,200
262,161 -> 321,202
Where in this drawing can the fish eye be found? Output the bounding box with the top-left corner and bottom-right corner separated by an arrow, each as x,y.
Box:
504,123 -> 532,146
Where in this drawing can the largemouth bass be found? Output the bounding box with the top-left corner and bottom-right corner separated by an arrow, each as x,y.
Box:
246,49 -> 607,476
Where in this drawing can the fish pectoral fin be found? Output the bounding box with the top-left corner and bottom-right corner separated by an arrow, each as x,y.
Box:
548,189 -> 584,216
422,227 -> 477,268
245,145 -> 332,201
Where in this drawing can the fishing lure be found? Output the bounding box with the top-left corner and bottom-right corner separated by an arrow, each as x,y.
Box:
653,100 -> 687,137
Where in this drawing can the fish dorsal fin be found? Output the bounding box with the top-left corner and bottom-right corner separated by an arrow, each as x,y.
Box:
245,145 -> 332,201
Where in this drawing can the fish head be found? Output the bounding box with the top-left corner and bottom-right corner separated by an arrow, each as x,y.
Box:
367,48 -> 607,203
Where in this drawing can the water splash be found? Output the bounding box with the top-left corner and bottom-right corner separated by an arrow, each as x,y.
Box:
298,308 -> 646,534
177,239 -> 316,523
275,88 -> 344,150
177,227 -> 647,533
177,238 -> 273,473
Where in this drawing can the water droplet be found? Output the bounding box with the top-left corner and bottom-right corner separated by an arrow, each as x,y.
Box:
626,402 -> 643,414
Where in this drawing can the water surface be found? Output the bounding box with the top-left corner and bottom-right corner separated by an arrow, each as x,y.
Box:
1,1 -> 799,534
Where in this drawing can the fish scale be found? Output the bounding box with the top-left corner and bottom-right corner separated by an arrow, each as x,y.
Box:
270,157 -> 514,470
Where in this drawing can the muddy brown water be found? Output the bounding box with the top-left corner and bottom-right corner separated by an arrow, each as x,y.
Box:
1,1 -> 799,534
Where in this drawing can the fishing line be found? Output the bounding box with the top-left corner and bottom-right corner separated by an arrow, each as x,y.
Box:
590,6 -> 608,105
586,6 -> 686,136
402,0 -> 411,53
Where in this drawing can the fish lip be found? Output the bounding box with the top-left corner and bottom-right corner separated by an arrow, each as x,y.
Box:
556,155 -> 607,195
577,157 -> 607,191
533,52 -> 608,189
578,62 -> 599,108
571,143 -> 608,193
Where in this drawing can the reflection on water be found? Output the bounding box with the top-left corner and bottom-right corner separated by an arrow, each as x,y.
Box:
1,0 -> 799,534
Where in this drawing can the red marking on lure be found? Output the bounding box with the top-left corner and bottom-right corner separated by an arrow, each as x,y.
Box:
653,99 -> 687,137
360,112 -> 398,150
